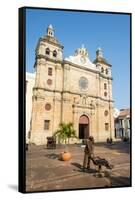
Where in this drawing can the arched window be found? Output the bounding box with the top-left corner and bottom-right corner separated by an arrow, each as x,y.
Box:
106,68 -> 108,75
49,31 -> 52,35
101,67 -> 104,73
46,48 -> 50,55
53,50 -> 57,57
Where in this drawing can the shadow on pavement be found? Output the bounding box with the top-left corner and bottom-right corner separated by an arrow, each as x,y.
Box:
44,153 -> 59,159
95,141 -> 130,154
110,175 -> 131,186
71,162 -> 97,174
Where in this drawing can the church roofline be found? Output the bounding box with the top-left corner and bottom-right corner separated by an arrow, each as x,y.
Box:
63,60 -> 113,80
34,55 -> 113,80
41,36 -> 64,49
63,60 -> 99,74
93,57 -> 112,67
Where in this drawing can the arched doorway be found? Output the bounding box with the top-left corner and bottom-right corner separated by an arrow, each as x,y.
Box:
79,115 -> 89,139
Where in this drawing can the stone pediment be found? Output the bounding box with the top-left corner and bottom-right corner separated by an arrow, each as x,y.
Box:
64,45 -> 97,71
65,54 -> 97,70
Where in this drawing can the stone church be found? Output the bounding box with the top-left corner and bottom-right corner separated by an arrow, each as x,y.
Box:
29,24 -> 114,145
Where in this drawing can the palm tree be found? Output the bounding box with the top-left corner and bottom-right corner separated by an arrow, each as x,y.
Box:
54,122 -> 77,144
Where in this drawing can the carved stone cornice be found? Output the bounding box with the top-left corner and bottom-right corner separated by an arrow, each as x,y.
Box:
55,65 -> 62,70
32,95 -> 45,101
33,87 -> 114,103
72,104 -> 94,110
64,65 -> 70,70
93,58 -> 112,67
99,73 -> 113,80
35,54 -> 63,65
36,59 -> 46,65
40,36 -> 64,49
53,97 -> 61,102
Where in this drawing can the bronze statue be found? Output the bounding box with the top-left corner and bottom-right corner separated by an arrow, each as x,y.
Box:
91,156 -> 113,173
83,136 -> 94,170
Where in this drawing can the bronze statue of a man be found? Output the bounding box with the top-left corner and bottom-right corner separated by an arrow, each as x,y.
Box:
83,136 -> 94,170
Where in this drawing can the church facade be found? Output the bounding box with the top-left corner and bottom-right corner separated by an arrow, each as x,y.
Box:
29,24 -> 114,145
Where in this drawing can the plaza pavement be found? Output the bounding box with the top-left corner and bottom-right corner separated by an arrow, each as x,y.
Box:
26,141 -> 131,192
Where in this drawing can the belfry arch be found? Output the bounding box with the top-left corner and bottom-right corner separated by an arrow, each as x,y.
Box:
79,115 -> 89,139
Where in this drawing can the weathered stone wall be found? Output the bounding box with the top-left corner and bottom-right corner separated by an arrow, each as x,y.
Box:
29,28 -> 114,145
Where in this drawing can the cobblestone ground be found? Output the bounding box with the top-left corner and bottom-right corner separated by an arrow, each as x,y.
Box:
26,141 -> 131,192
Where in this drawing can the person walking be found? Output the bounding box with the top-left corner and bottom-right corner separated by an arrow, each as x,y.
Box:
83,136 -> 94,170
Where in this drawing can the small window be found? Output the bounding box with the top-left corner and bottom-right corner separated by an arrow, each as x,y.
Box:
44,120 -> 50,130
104,110 -> 108,116
101,67 -> 104,73
105,123 -> 109,131
49,31 -> 52,36
104,83 -> 107,89
106,69 -> 108,75
48,68 -> 52,76
46,48 -> 50,55
104,92 -> 107,97
53,50 -> 57,57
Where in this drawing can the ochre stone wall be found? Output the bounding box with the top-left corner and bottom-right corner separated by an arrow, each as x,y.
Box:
29,27 -> 114,145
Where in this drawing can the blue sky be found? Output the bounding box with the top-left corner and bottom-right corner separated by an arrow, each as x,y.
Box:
26,8 -> 130,110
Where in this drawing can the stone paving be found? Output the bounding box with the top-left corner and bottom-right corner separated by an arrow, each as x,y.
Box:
26,141 -> 131,192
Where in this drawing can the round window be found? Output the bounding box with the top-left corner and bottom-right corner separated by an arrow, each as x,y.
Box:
47,79 -> 52,85
45,103 -> 51,111
79,77 -> 88,90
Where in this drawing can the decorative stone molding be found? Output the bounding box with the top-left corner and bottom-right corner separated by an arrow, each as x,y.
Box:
64,65 -> 70,70
36,59 -> 46,66
36,54 -> 63,64
62,98 -> 71,102
55,65 -> 62,70
53,97 -> 62,102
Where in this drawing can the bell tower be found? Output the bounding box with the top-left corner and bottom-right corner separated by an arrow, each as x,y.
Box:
47,24 -> 54,37
93,47 -> 114,141
30,25 -> 64,145
96,47 -> 103,59
34,24 -> 64,89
